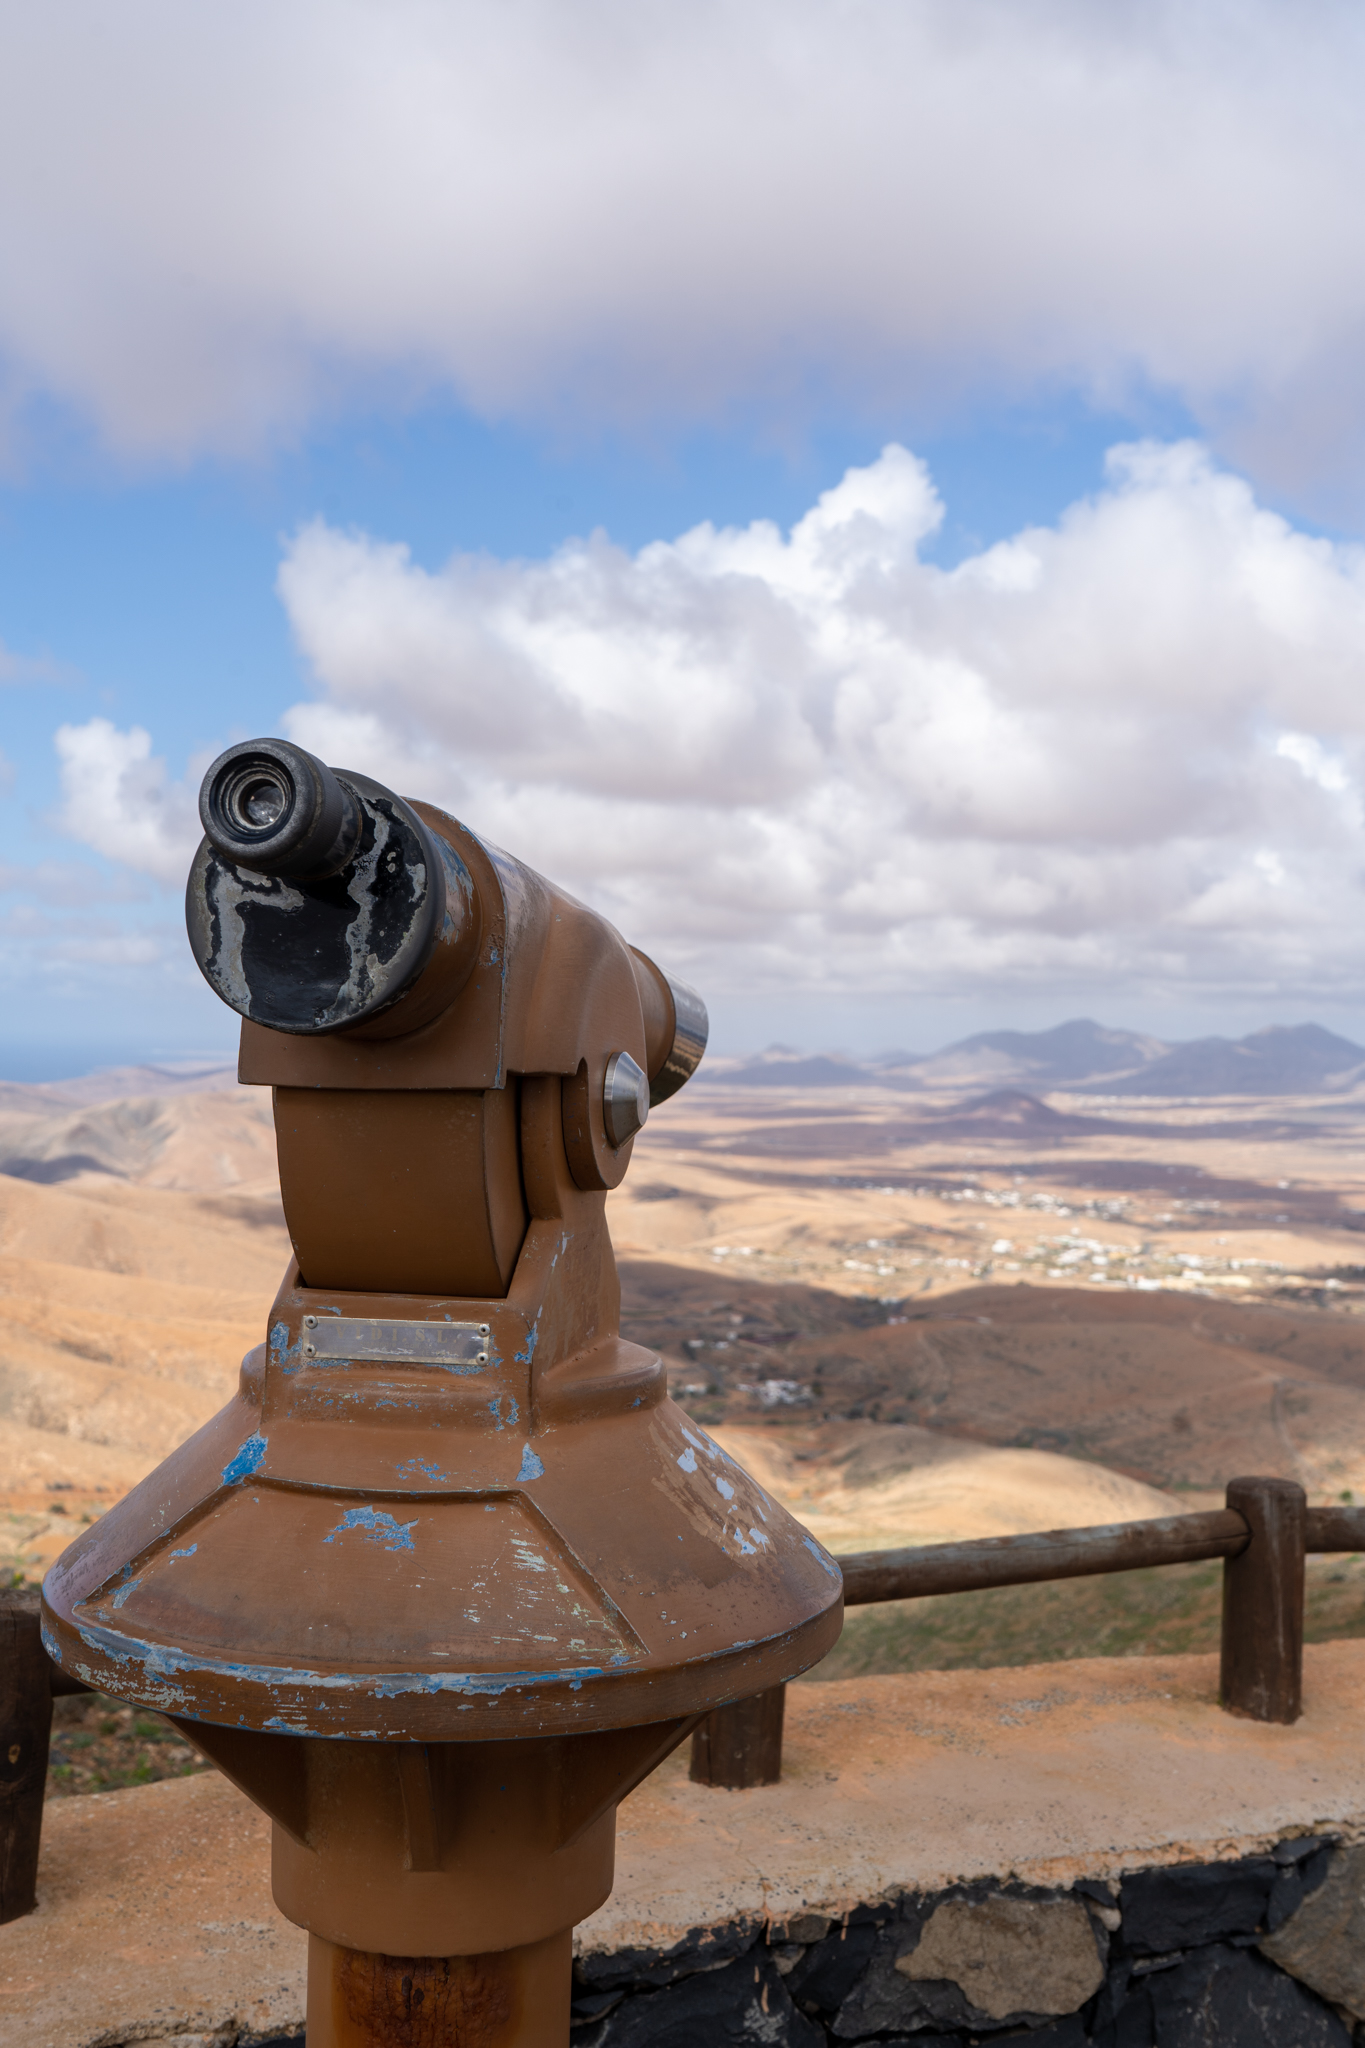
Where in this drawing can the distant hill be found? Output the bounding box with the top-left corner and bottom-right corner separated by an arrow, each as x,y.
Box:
1102,1023 -> 1365,1097
906,1088 -> 1136,1140
0,1061 -> 235,1120
709,1052 -> 879,1088
708,1018 -> 1365,1098
0,1082 -> 274,1191
710,1019 -> 1168,1091
710,1023 -> 1164,1091
902,1019 -> 1167,1090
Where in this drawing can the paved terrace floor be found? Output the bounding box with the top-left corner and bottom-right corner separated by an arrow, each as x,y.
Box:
8,1642 -> 1365,2047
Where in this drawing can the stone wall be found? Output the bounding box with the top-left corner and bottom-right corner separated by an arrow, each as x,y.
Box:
573,1838 -> 1365,2046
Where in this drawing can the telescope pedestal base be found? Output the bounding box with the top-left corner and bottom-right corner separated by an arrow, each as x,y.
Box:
306,1928 -> 571,2048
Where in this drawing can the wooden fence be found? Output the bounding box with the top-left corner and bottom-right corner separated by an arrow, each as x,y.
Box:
1,1475 -> 1357,1922
690,1475 -> 1345,1788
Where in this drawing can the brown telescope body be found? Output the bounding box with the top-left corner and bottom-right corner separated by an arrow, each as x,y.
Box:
42,741 -> 841,2046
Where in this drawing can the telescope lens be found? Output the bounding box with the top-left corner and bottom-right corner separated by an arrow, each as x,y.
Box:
216,759 -> 296,840
240,775 -> 289,830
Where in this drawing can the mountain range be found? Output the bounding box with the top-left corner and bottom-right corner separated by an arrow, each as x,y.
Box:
712,1020 -> 1365,1098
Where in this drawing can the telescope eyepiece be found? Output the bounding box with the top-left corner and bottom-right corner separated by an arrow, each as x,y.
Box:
200,738 -> 361,881
229,766 -> 290,831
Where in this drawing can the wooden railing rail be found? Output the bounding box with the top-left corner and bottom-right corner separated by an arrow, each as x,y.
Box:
837,1507 -> 1251,1605
691,1477 -> 1352,1788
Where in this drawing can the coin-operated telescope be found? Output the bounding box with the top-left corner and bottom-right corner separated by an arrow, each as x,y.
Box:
43,740 -> 841,2047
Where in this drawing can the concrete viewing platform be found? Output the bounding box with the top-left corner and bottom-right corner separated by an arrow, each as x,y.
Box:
9,1643 -> 1365,2046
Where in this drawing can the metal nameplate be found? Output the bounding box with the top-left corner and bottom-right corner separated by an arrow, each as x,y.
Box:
300,1315 -> 490,1369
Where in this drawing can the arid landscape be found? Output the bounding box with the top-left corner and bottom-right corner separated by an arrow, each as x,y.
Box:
8,1019 -> 1365,1775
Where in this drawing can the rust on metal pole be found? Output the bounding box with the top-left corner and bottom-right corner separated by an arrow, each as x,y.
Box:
0,1587 -> 54,1924
690,1683 -> 786,1789
307,1929 -> 572,2048
1221,1476 -> 1306,1724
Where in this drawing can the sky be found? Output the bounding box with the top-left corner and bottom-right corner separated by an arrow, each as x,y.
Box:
5,1 -> 1365,1078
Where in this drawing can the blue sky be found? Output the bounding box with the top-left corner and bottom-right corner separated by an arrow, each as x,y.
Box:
4,4 -> 1365,1079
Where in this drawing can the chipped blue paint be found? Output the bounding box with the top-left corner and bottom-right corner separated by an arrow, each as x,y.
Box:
75,1612 -> 615,1704
514,1316 -> 540,1365
270,1322 -> 310,1373
370,1663 -> 608,1699
517,1443 -> 545,1482
325,1505 -> 417,1552
747,1526 -> 770,1548
677,1447 -> 697,1474
70,1616 -> 564,1712
804,1534 -> 843,1580
397,1457 -> 446,1482
169,1544 -> 198,1561
488,1394 -> 520,1430
714,1476 -> 735,1501
110,1577 -> 141,1610
222,1433 -> 267,1485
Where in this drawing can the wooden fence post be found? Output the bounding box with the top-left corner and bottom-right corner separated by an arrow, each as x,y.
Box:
0,1587 -> 55,1922
1221,1476 -> 1305,1724
689,1684 -> 786,1788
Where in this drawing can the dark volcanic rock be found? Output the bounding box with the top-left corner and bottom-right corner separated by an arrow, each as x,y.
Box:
574,1917 -> 761,1993
1144,1942 -> 1350,2045
574,1953 -> 823,2046
1120,1858 -> 1279,1953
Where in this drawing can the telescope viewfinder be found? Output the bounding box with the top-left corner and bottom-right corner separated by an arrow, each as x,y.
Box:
199,737 -> 361,881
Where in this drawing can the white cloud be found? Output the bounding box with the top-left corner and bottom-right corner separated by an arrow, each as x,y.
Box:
1276,732 -> 1351,796
2,4 -> 1365,498
56,440 -> 1365,1007
53,719 -> 201,886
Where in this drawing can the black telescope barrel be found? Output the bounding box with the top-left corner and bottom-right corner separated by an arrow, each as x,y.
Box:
199,738 -> 362,882
186,742 -> 460,1036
